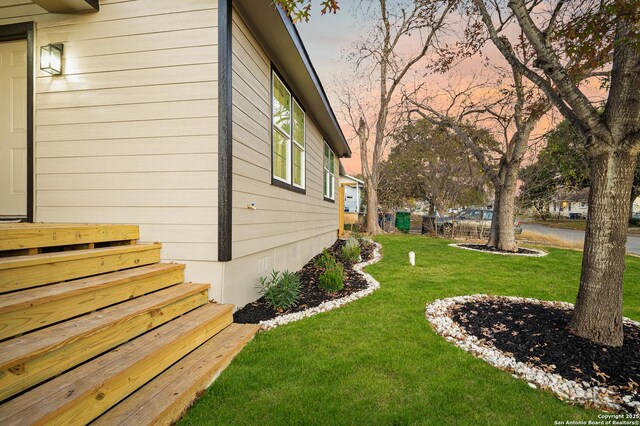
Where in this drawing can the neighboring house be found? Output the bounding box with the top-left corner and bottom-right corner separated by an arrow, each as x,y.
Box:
339,174 -> 364,214
549,187 -> 589,218
0,0 -> 351,307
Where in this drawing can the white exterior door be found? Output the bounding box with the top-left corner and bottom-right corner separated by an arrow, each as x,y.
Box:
0,39 -> 27,217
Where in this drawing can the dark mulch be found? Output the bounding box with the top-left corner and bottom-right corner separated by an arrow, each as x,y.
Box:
233,239 -> 375,324
451,298 -> 640,410
459,244 -> 541,255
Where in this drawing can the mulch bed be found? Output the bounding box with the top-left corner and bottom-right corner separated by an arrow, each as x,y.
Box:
234,239 -> 375,324
457,244 -> 542,255
451,298 -> 640,410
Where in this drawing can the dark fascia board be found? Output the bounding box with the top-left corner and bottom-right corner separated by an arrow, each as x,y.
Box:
32,0 -> 99,13
218,0 -> 233,262
276,7 -> 351,158
234,0 -> 351,159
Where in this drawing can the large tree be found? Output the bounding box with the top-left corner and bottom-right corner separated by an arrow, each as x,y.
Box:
378,120 -> 488,216
409,68 -> 549,251
474,0 -> 640,346
276,0 -> 640,346
337,0 -> 458,235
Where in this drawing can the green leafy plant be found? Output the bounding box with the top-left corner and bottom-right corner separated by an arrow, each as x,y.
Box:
314,248 -> 334,269
258,270 -> 300,312
319,263 -> 344,293
341,236 -> 361,263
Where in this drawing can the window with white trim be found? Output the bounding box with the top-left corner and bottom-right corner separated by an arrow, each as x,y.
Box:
272,71 -> 305,189
323,142 -> 335,200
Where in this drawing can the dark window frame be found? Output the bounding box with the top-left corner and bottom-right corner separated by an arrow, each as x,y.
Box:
323,141 -> 336,203
270,64 -> 307,195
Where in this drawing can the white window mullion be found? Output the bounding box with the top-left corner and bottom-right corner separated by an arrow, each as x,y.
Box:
272,71 -> 305,190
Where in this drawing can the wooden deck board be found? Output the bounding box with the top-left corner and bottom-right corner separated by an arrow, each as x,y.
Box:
93,323 -> 260,426
0,243 -> 162,293
0,284 -> 209,402
0,224 -> 139,251
0,263 -> 185,340
0,303 -> 233,426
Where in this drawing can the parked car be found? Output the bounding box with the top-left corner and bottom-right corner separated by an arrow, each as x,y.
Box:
633,212 -> 640,220
432,208 -> 522,237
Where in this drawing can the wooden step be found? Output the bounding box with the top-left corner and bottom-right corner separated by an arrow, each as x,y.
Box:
0,303 -> 233,426
0,283 -> 209,402
0,263 -> 185,340
0,224 -> 139,252
93,323 -> 260,426
0,243 -> 162,293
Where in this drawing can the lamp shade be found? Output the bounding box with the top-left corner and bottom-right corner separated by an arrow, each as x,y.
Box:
40,44 -> 63,75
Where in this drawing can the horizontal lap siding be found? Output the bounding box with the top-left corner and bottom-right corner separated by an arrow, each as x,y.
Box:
0,0 -> 220,262
230,9 -> 337,260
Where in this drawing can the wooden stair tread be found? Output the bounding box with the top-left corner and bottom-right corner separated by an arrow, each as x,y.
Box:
0,224 -> 139,251
0,303 -> 233,426
0,263 -> 185,340
0,243 -> 160,270
93,323 -> 260,426
0,263 -> 185,313
0,282 -> 209,370
0,283 -> 209,402
0,243 -> 162,293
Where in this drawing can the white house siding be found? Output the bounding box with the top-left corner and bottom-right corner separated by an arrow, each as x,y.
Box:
226,8 -> 338,307
549,201 -> 589,218
0,0 -> 222,300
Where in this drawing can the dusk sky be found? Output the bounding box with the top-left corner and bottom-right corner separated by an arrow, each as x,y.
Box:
296,5 -> 369,175
295,3 -> 607,176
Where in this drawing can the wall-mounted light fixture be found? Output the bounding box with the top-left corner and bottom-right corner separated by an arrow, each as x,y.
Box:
40,43 -> 63,75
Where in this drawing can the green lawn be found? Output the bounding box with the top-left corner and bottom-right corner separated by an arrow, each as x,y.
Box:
180,235 -> 640,426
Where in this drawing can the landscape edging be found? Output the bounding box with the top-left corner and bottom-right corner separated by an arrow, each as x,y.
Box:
449,243 -> 548,257
259,240 -> 383,331
426,294 -> 640,414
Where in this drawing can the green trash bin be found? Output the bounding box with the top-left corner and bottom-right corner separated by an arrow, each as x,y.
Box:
395,211 -> 411,233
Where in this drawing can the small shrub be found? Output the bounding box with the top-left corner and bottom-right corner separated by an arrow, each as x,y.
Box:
319,263 -> 344,293
630,218 -> 640,227
341,236 -> 361,263
351,231 -> 363,239
258,270 -> 300,312
314,248 -> 334,269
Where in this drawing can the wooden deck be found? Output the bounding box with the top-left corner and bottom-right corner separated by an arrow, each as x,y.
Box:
0,223 -> 259,425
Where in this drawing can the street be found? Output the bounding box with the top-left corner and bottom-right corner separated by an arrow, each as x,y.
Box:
522,224 -> 640,255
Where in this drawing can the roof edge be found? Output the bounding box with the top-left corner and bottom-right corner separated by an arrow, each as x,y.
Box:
274,6 -> 351,158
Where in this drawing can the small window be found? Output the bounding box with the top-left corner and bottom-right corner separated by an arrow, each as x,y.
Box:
323,142 -> 335,200
272,71 -> 305,190
292,101 -> 305,188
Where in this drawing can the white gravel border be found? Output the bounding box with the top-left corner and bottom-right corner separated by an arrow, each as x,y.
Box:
426,295 -> 640,414
449,243 -> 548,257
259,240 -> 383,331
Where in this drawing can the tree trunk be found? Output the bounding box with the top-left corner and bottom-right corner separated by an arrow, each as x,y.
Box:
630,189 -> 638,221
364,177 -> 382,235
486,163 -> 519,252
487,187 -> 501,246
567,150 -> 638,347
426,201 -> 436,233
